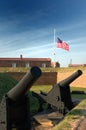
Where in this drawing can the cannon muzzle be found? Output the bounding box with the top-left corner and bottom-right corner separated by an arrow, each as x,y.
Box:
7,66 -> 42,101
58,69 -> 82,87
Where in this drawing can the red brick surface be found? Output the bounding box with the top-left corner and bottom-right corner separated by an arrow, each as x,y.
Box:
6,72 -> 58,85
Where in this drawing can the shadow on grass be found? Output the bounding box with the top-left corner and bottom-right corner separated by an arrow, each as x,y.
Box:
66,108 -> 86,120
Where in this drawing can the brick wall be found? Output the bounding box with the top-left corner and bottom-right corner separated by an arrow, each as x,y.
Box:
0,60 -> 51,67
6,72 -> 57,85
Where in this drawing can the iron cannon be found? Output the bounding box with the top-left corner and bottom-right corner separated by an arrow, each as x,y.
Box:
40,70 -> 83,113
0,66 -> 42,130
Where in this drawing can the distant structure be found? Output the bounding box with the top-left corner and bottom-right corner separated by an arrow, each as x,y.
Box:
51,61 -> 60,68
0,55 -> 60,68
68,64 -> 86,67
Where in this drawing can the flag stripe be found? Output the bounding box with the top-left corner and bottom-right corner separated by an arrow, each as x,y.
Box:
56,37 -> 69,51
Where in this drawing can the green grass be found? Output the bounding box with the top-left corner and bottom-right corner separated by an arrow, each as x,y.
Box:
30,85 -> 52,93
0,73 -> 18,101
31,85 -> 86,100
52,99 -> 86,130
70,87 -> 86,93
31,85 -> 86,93
70,87 -> 86,99
71,94 -> 86,99
0,66 -> 86,72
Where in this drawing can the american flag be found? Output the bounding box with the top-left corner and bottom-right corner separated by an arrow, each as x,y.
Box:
56,37 -> 69,51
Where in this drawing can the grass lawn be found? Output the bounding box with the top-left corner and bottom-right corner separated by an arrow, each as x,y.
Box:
70,86 -> 86,99
70,86 -> 86,93
52,99 -> 86,130
30,85 -> 86,100
30,85 -> 52,93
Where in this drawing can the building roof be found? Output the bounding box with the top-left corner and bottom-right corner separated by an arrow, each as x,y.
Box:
0,57 -> 51,62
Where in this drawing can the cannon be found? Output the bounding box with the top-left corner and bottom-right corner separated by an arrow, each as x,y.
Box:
40,70 -> 83,113
0,66 -> 42,130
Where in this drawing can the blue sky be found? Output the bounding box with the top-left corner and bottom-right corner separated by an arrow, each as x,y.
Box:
0,0 -> 86,67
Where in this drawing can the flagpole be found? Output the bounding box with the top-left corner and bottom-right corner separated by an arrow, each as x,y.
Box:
53,29 -> 56,68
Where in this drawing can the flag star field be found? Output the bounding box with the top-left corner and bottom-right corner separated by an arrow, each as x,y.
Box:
0,0 -> 86,67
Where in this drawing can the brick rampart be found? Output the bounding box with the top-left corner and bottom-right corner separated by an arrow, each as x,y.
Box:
5,72 -> 57,85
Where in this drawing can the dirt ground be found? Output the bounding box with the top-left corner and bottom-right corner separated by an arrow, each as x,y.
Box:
57,71 -> 86,88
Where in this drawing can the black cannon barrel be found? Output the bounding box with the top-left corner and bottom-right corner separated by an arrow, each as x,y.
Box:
58,69 -> 82,87
7,66 -> 42,101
